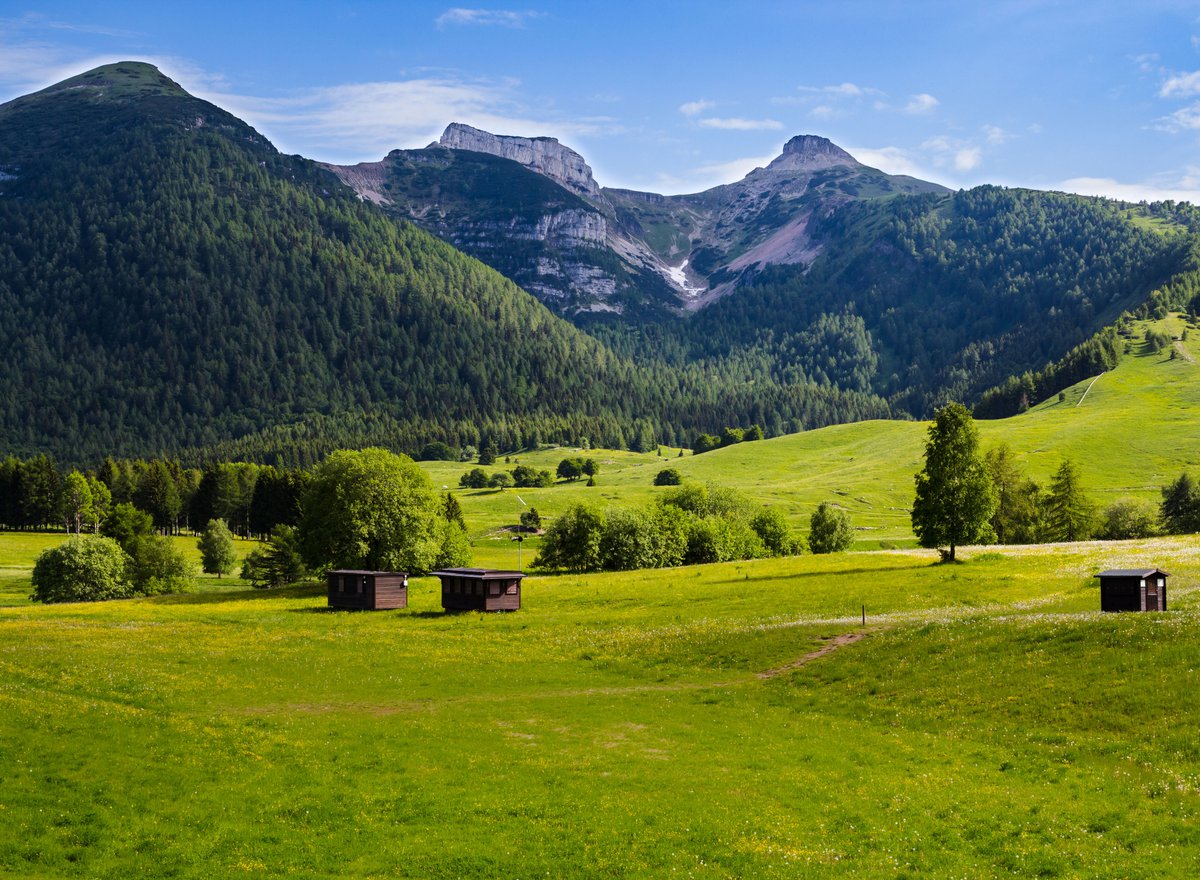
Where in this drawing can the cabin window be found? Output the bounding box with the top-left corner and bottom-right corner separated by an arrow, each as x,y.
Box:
1157,578 -> 1164,588
489,584 -> 500,596
506,584 -> 518,595
1140,579 -> 1146,588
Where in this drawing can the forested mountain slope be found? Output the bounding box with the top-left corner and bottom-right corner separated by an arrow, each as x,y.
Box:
0,63 -> 889,464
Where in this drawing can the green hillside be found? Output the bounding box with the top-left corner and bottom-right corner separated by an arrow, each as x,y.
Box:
0,62 -> 887,463
436,315 -> 1198,553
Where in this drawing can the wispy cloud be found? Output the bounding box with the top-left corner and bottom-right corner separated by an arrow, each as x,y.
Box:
983,124 -> 1012,145
904,93 -> 940,115
1160,69 -> 1200,98
208,75 -> 621,164
848,145 -> 935,179
698,116 -> 783,131
678,98 -> 714,117
773,81 -> 884,109
435,8 -> 543,28
0,12 -> 140,39
1056,169 -> 1200,204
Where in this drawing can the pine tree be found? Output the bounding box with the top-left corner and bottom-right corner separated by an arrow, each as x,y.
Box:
1044,459 -> 1095,542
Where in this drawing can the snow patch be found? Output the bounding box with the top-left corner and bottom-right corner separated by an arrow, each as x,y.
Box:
666,258 -> 707,299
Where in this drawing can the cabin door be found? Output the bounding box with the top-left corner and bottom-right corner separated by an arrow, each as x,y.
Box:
1145,587 -> 1159,611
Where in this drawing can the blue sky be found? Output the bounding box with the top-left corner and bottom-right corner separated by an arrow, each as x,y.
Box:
3,1 -> 1200,200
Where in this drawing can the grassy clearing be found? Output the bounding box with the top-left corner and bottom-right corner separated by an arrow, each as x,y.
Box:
1,533 -> 1199,877
431,316 -> 1198,552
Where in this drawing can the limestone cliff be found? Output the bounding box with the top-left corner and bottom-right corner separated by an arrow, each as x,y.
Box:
439,122 -> 602,199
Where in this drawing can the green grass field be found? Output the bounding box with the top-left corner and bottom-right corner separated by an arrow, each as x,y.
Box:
2,535 -> 1199,877
432,315 -> 1198,554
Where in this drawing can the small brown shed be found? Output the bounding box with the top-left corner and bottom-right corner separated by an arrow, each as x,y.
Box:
1096,569 -> 1169,612
327,570 -> 408,610
432,568 -> 523,612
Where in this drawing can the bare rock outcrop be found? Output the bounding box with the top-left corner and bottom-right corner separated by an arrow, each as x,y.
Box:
439,122 -> 601,199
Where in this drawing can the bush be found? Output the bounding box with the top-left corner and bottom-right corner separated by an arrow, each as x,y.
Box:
533,504 -> 606,572
418,441 -> 460,462
127,535 -> 194,595
459,468 -> 490,489
31,535 -> 133,603
242,524 -> 309,588
488,471 -> 514,489
750,508 -> 802,555
197,518 -> 237,578
511,465 -> 553,488
1098,498 -> 1160,540
100,502 -> 154,551
654,467 -> 683,486
693,433 -> 720,455
519,507 -> 542,531
809,502 -> 854,554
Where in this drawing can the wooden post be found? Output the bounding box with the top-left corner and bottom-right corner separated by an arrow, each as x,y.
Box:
862,604 -> 865,626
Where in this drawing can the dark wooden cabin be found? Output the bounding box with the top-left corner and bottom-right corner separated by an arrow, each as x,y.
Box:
327,570 -> 408,610
1096,569 -> 1169,612
432,568 -> 523,612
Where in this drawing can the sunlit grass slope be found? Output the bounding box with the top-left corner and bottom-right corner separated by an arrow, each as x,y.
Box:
432,315 -> 1198,552
1,537 -> 1199,877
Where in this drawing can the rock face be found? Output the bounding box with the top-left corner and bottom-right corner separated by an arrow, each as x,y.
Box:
765,135 -> 859,173
439,122 -> 601,199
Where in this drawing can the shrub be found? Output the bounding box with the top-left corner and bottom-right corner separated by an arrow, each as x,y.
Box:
488,471 -> 514,489
533,504 -> 606,572
459,467 -> 490,489
242,524 -> 309,589
654,468 -> 683,486
418,441 -> 459,462
197,518 -> 237,578
1098,498 -> 1160,540
519,507 -> 542,531
100,502 -> 154,552
809,502 -> 855,554
127,535 -> 194,595
31,535 -> 134,603
511,465 -> 553,488
750,508 -> 801,555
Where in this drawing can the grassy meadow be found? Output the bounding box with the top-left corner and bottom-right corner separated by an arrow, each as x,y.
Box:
1,314 -> 1198,876
1,535 -> 1199,877
431,315 -> 1198,553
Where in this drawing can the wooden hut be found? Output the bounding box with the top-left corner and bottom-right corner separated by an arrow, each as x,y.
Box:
327,570 -> 408,610
1095,568 -> 1169,612
432,568 -> 523,612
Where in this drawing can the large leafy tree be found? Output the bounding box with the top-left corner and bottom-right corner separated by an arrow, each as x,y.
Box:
809,502 -> 854,554
299,448 -> 446,574
911,402 -> 997,561
197,518 -> 238,578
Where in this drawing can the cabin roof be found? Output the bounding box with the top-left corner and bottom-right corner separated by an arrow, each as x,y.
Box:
329,569 -> 408,576
432,567 -> 524,580
1095,569 -> 1170,578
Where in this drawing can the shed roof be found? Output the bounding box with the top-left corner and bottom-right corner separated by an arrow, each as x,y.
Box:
329,569 -> 408,576
431,568 -> 524,580
1095,569 -> 1170,578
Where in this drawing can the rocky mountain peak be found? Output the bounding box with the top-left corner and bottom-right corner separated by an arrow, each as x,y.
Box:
765,135 -> 859,173
439,122 -> 601,198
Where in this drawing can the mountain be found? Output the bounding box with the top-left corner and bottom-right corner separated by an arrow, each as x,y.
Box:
328,127 -> 948,317
0,62 -> 890,464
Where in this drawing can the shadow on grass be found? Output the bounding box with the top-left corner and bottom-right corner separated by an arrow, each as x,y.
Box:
147,583 -> 325,605
741,562 -> 940,585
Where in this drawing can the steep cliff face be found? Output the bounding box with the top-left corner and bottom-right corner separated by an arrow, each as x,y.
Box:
439,122 -> 602,199
330,127 -> 949,318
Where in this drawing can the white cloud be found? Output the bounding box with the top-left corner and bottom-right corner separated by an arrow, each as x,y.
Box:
904,93 -> 940,115
1160,69 -> 1200,98
698,117 -> 783,131
1056,172 -> 1200,204
678,99 -> 714,117
846,145 -> 933,179
810,105 -> 835,119
954,147 -> 982,171
1155,102 -> 1200,132
983,124 -> 1012,144
210,76 -> 620,163
775,82 -> 884,107
434,8 -> 542,28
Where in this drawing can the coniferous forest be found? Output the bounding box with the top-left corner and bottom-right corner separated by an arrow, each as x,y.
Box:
1,63 -> 1199,466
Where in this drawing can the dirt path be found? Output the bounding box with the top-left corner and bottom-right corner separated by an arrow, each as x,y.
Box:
1076,372 -> 1103,406
1174,340 -> 1196,364
756,630 -> 870,679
